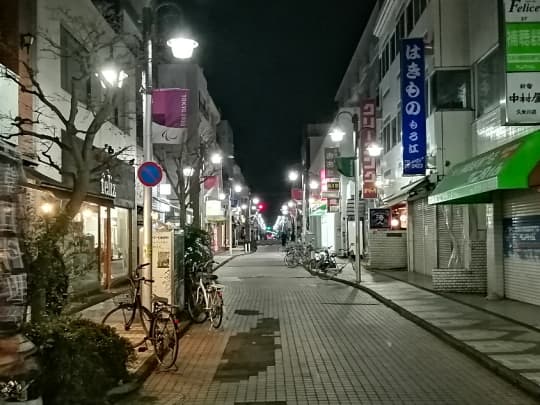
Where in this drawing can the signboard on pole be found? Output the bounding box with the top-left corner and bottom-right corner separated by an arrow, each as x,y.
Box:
152,88 -> 189,144
324,147 -> 340,179
400,38 -> 426,175
327,181 -> 340,191
503,0 -> 540,123
138,161 -> 163,187
152,230 -> 174,305
327,197 -> 340,213
361,100 -> 378,198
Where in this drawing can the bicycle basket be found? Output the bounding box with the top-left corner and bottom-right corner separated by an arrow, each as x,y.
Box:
113,291 -> 133,306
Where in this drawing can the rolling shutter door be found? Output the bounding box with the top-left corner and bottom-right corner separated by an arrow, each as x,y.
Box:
503,190 -> 540,305
412,199 -> 426,274
424,202 -> 436,276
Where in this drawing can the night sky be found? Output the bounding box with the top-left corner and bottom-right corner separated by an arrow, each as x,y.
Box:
183,0 -> 377,220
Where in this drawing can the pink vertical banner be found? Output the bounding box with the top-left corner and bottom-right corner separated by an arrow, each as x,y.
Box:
151,88 -> 189,144
361,99 -> 377,199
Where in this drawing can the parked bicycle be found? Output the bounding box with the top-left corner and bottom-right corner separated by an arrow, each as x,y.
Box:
186,259 -> 224,328
283,242 -> 313,268
101,263 -> 180,369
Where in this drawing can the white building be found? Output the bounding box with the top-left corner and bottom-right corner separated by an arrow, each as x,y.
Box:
330,0 -> 540,307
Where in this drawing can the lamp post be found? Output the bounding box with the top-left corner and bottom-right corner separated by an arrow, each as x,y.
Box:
141,1 -> 198,309
332,111 -> 361,282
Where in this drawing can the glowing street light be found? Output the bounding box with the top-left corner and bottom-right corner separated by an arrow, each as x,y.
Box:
252,197 -> 260,205
167,37 -> 199,60
329,128 -> 345,143
309,180 -> 319,190
183,167 -> 194,177
218,192 -> 226,200
288,170 -> 299,182
98,61 -> 128,89
234,184 -> 242,193
287,201 -> 295,208
367,143 -> 384,157
241,203 -> 248,210
210,152 -> 223,164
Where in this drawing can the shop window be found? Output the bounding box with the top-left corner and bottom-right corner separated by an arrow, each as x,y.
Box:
475,46 -> 504,117
431,69 -> 471,110
68,203 -> 100,293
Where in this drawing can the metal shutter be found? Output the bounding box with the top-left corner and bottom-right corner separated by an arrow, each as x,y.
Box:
437,205 -> 465,269
412,199 -> 426,274
424,202 -> 437,275
503,190 -> 540,305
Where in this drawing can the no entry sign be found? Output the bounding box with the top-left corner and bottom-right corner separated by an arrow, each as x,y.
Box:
138,161 -> 163,187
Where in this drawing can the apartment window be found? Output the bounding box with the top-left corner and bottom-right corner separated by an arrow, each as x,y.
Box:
476,47 -> 504,117
406,1 -> 414,35
431,69 -> 471,110
60,26 -> 90,104
391,32 -> 397,61
398,13 -> 406,41
391,117 -> 398,146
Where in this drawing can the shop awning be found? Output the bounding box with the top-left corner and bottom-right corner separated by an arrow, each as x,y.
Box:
428,130 -> 540,205
382,177 -> 428,207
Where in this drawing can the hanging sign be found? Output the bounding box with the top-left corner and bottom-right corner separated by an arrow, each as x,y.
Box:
369,208 -> 391,230
503,0 -> 540,123
324,147 -> 340,179
400,38 -> 426,176
361,99 -> 378,198
152,88 -> 189,144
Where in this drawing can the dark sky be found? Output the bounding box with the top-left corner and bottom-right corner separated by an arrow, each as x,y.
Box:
184,0 -> 377,220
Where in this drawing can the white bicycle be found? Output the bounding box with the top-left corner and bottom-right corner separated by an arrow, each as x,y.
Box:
187,260 -> 224,328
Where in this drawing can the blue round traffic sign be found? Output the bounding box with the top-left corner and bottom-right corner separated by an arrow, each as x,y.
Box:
138,161 -> 163,187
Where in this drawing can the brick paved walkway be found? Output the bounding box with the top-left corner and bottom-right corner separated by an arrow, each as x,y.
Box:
121,247 -> 538,404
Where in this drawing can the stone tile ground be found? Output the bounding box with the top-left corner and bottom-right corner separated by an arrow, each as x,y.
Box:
121,248 -> 538,404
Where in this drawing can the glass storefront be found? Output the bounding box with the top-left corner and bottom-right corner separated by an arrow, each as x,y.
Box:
69,203 -> 100,292
100,207 -> 130,288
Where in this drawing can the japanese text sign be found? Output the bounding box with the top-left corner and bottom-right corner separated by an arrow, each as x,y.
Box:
324,147 -> 340,179
361,99 -> 378,199
504,0 -> 540,123
400,38 -> 426,176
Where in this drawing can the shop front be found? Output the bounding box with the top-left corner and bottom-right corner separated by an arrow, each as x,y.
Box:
429,129 -> 540,301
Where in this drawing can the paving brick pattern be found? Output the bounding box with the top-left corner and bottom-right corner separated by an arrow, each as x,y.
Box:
122,249 -> 538,405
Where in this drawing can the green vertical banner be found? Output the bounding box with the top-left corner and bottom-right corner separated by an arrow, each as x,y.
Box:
504,0 -> 540,123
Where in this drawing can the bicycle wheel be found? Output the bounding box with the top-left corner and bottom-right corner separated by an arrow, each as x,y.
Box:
102,304 -> 149,348
284,253 -> 298,268
151,309 -> 179,369
187,286 -> 208,323
209,291 -> 223,329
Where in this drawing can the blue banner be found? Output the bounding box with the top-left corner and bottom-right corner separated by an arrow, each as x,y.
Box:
400,38 -> 426,176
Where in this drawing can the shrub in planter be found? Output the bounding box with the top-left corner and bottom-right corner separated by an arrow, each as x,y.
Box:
184,226 -> 213,270
23,317 -> 134,405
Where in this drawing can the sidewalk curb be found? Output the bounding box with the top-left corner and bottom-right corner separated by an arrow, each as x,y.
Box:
304,266 -> 540,400
376,270 -> 540,334
109,320 -> 192,403
212,251 -> 251,272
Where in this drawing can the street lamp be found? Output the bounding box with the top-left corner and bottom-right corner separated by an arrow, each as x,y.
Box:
331,110 -> 361,283
309,180 -> 319,190
234,184 -> 242,193
329,128 -> 345,143
252,197 -> 260,205
288,170 -> 299,182
183,166 -> 194,177
141,1 -> 199,309
241,203 -> 248,210
210,152 -> 223,165
99,61 -> 128,89
367,143 -> 383,157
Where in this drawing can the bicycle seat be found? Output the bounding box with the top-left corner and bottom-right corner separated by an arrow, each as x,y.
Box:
153,295 -> 168,305
206,274 -> 218,281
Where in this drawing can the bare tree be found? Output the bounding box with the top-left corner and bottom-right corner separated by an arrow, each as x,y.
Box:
0,7 -> 138,238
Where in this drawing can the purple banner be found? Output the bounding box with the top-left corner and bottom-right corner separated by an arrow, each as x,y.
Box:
151,88 -> 189,144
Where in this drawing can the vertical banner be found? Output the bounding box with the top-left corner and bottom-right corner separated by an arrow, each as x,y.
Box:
361,99 -> 377,198
503,0 -> 540,123
152,88 -> 189,144
400,38 -> 426,176
324,147 -> 340,179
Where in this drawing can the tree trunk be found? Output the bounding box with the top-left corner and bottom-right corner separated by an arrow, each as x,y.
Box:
190,171 -> 201,228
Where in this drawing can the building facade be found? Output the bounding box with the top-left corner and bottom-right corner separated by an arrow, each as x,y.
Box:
326,0 -> 540,307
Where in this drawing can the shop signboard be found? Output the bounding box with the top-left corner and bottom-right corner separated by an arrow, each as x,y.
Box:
369,208 -> 391,230
360,100 -> 378,197
400,38 -> 426,175
327,197 -> 340,213
152,88 -> 189,144
327,181 -> 340,191
503,0 -> 540,123
324,147 -> 340,180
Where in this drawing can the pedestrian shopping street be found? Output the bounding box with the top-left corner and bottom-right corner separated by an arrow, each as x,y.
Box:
122,246 -> 537,405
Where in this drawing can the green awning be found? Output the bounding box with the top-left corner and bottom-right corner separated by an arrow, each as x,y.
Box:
428,130 -> 540,205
